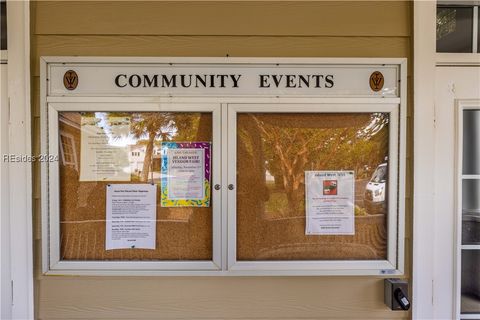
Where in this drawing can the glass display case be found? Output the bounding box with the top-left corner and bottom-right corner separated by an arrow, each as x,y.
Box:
41,58 -> 407,276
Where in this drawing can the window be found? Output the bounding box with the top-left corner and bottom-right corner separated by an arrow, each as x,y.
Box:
59,132 -> 78,170
437,4 -> 479,53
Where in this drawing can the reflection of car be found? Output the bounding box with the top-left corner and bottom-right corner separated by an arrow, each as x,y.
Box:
364,163 -> 387,214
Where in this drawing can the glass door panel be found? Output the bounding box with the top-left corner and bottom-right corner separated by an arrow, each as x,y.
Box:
460,108 -> 480,316
463,110 -> 480,175
461,250 -> 480,314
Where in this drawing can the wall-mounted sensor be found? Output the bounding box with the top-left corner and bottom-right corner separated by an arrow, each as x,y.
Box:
394,287 -> 410,310
384,279 -> 410,311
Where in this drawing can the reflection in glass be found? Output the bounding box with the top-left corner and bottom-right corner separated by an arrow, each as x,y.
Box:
237,113 -> 390,261
463,110 -> 480,175
58,111 -> 213,261
437,6 -> 473,53
462,179 -> 480,245
461,250 -> 480,314
463,179 -> 480,213
462,110 -> 480,247
0,0 -> 6,50
463,214 -> 480,245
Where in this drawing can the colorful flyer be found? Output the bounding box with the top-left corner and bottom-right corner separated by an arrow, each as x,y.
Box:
160,142 -> 211,207
79,115 -> 131,181
305,171 -> 355,235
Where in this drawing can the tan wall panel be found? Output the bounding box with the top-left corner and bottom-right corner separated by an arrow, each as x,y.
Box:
37,277 -> 408,320
31,78 -> 40,117
32,35 -> 410,76
34,1 -> 410,37
31,1 -> 413,319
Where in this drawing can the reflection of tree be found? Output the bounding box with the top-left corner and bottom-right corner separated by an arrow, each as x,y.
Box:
171,114 -> 201,141
131,113 -> 173,181
436,8 -> 456,40
250,113 -> 389,213
130,113 -> 198,181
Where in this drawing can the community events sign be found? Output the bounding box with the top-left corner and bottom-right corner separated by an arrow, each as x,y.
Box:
47,60 -> 399,97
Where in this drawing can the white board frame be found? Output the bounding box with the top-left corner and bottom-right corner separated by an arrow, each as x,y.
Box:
227,103 -> 403,275
3,1 -> 34,318
44,102 -> 222,272
40,57 -> 407,276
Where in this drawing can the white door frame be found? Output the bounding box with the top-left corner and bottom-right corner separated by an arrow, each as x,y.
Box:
413,1 -> 480,319
2,1 -> 34,319
434,68 -> 480,319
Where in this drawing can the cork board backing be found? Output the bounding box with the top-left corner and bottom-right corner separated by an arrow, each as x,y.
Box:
58,111 -> 213,261
236,113 -> 390,261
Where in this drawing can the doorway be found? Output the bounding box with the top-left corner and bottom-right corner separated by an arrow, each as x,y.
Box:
435,65 -> 480,319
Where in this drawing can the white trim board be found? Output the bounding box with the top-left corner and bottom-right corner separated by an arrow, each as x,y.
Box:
4,1 -> 34,319
0,49 -> 11,320
413,1 -> 437,319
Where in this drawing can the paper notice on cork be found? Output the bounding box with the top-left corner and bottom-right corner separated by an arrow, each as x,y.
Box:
79,115 -> 131,181
106,184 -> 156,250
305,171 -> 355,235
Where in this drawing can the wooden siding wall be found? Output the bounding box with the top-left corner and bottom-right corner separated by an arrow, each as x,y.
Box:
30,2 -> 413,319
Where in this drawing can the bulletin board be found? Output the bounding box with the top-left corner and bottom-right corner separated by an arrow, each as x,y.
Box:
236,113 -> 390,261
58,111 -> 213,261
42,57 -> 407,275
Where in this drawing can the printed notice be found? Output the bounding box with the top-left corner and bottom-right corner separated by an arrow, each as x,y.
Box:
161,142 -> 211,207
305,171 -> 355,235
80,115 -> 131,181
168,148 -> 204,199
106,184 -> 157,250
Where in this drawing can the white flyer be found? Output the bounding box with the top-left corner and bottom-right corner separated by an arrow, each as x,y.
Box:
79,115 -> 131,181
166,148 -> 205,200
106,184 -> 157,250
305,171 -> 355,235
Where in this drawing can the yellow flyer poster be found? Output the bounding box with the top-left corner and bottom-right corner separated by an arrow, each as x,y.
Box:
160,142 -> 211,207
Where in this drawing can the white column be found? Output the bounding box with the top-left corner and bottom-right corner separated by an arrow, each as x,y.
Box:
413,0 -> 437,319
6,1 -> 33,319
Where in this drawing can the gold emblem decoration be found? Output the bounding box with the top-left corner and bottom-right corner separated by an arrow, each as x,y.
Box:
63,70 -> 79,90
369,71 -> 384,92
